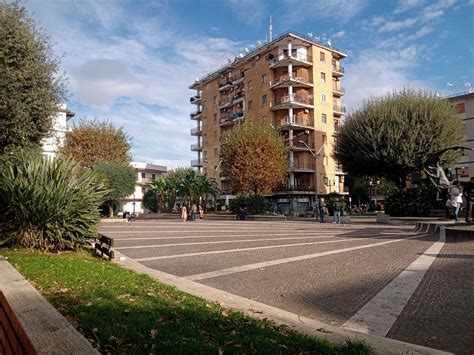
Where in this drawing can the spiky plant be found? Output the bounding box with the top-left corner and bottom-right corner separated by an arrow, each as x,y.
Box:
0,152 -> 107,251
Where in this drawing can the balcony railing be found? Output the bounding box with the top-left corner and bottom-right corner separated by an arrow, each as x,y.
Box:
190,95 -> 202,104
219,111 -> 245,126
270,53 -> 313,67
190,111 -> 202,120
332,65 -> 345,75
288,162 -> 315,171
275,95 -> 313,107
271,76 -> 313,89
276,184 -> 316,193
333,104 -> 347,114
190,143 -> 202,151
190,126 -> 203,136
218,97 -> 233,108
191,159 -> 203,167
291,139 -> 315,150
332,85 -> 345,94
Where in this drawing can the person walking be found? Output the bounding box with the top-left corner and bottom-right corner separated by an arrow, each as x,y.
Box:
333,199 -> 342,224
181,205 -> 187,222
198,205 -> 204,219
318,198 -> 326,223
191,203 -> 197,221
464,177 -> 474,223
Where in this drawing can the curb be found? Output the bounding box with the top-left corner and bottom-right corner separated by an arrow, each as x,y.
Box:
113,251 -> 450,355
0,256 -> 99,354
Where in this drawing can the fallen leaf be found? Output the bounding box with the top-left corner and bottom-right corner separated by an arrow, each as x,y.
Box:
248,308 -> 263,314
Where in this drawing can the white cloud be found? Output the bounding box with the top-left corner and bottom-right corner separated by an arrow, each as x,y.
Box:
227,0 -> 266,25
394,0 -> 426,13
282,0 -> 367,23
332,30 -> 346,38
378,17 -> 418,32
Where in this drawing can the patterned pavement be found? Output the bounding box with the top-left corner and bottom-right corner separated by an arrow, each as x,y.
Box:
100,219 -> 473,353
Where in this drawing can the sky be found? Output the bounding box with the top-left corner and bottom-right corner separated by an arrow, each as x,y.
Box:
23,0 -> 474,169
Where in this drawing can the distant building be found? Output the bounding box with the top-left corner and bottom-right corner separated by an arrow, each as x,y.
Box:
117,162 -> 167,215
447,92 -> 474,181
41,104 -> 75,158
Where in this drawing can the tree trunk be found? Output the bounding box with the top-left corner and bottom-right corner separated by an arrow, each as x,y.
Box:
108,202 -> 114,217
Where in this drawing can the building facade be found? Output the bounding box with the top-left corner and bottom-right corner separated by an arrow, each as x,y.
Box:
41,104 -> 75,158
189,32 -> 348,214
448,92 -> 474,182
118,162 -> 167,215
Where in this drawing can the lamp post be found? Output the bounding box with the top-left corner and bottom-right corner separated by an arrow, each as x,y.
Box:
132,193 -> 136,215
298,140 -> 326,207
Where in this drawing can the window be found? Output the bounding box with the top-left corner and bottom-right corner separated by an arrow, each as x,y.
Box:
248,100 -> 253,109
261,74 -> 267,84
320,52 -> 325,62
321,113 -> 327,124
142,187 -> 146,194
213,113 -> 217,123
320,72 -> 326,83
322,134 -> 327,144
321,93 -> 327,103
213,130 -> 217,138
455,103 -> 465,113
248,80 -> 253,91
152,174 -> 156,181
261,95 -> 268,105
141,172 -> 145,178
323,156 -> 328,166
213,96 -> 217,105
334,120 -> 339,132
203,134 -> 207,142
203,168 -> 208,175
203,150 -> 207,158
214,148 -> 218,157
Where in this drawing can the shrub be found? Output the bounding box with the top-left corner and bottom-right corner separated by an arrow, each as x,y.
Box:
229,195 -> 267,215
384,185 -> 440,217
0,152 -> 107,251
143,189 -> 159,213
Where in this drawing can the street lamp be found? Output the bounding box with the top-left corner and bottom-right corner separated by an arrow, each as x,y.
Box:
132,193 -> 136,215
298,140 -> 326,206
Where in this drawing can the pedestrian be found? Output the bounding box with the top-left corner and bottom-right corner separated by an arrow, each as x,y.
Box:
181,205 -> 187,222
464,177 -> 474,223
318,198 -> 326,223
333,199 -> 342,224
191,203 -> 197,221
198,204 -> 204,219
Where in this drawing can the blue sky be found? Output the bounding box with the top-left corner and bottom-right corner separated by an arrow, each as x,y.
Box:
24,0 -> 474,169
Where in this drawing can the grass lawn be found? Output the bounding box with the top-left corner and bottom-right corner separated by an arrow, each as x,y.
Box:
1,249 -> 374,354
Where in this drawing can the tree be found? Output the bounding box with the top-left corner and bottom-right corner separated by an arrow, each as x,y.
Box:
0,2 -> 67,153
94,161 -> 135,217
220,121 -> 288,194
150,176 -> 178,213
334,89 -> 463,188
60,120 -> 132,167
142,189 -> 159,213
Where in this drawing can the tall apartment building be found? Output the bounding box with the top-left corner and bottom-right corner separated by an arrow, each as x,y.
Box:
448,92 -> 474,181
189,32 -> 348,213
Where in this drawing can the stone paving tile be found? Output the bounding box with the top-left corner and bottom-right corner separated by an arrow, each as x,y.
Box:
199,236 -> 435,327
138,237 -> 386,276
387,240 -> 474,354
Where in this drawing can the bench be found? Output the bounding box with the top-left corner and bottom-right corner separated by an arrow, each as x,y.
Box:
94,235 -> 115,260
0,291 -> 36,355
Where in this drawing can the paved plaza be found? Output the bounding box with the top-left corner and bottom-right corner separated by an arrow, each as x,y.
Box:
100,219 -> 474,354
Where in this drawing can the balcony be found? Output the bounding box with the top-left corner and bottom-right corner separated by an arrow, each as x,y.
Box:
271,76 -> 313,90
232,74 -> 244,85
219,111 -> 245,127
218,77 -> 234,92
270,53 -> 313,69
332,85 -> 345,96
190,111 -> 202,120
191,142 -> 203,152
190,126 -> 202,136
218,97 -> 233,109
272,95 -> 314,110
190,95 -> 202,105
333,104 -> 347,115
277,115 -> 314,130
274,184 -> 316,195
232,91 -> 245,104
191,159 -> 203,167
332,65 -> 345,77
290,139 -> 315,151
288,162 -> 315,172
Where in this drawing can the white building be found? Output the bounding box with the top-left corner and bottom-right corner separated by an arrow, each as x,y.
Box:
41,104 -> 75,158
448,92 -> 474,181
118,162 -> 167,215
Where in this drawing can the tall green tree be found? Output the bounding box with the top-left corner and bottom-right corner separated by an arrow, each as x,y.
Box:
150,176 -> 178,213
94,161 -> 135,217
220,121 -> 288,194
142,189 -> 159,213
60,120 -> 132,167
0,2 -> 67,152
334,89 -> 463,188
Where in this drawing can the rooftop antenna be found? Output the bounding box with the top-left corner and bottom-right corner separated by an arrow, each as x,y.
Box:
307,32 -> 313,38
269,16 -> 273,42
244,47 -> 249,53
327,39 -> 332,46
